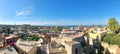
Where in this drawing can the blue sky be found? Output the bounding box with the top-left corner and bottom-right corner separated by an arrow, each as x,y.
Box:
0,0 -> 120,25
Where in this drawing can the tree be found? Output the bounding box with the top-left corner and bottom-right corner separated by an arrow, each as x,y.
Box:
0,26 -> 11,34
103,33 -> 120,46
54,26 -> 63,31
108,18 -> 119,33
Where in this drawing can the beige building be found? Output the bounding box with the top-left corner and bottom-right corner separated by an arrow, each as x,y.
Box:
87,27 -> 107,45
0,47 -> 18,54
101,42 -> 120,54
15,40 -> 40,54
51,33 -> 84,54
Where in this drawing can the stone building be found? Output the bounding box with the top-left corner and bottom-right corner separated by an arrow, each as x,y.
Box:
51,33 -> 84,54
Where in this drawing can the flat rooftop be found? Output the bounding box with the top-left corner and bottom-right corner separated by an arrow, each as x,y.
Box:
66,41 -> 79,46
50,43 -> 67,54
0,47 -> 18,54
15,41 -> 37,53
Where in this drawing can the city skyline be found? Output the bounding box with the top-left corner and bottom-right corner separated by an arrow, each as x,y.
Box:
0,0 -> 120,25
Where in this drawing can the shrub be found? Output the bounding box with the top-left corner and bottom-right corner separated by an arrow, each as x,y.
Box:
20,35 -> 40,41
103,33 -> 120,46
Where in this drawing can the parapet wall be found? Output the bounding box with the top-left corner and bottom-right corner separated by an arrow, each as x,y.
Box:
101,42 -> 120,54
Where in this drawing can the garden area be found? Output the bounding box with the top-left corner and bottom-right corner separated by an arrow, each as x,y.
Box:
103,33 -> 120,46
22,36 -> 41,41
103,18 -> 120,47
18,33 -> 41,41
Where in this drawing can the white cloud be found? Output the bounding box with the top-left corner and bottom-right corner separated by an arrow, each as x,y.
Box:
16,7 -> 32,17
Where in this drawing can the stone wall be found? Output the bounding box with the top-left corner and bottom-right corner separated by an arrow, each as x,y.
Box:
101,42 -> 120,54
28,45 -> 37,54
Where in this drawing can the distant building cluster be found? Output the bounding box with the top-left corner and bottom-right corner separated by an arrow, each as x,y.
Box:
0,24 -> 118,54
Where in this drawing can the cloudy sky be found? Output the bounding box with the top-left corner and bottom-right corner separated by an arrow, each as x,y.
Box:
0,0 -> 120,25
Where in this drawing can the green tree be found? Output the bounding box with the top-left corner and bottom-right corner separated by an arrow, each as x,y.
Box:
108,18 -> 119,33
0,26 -> 11,34
103,33 -> 120,46
54,26 -> 63,31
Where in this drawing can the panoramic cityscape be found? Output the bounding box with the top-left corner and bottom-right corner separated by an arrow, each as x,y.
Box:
0,0 -> 120,54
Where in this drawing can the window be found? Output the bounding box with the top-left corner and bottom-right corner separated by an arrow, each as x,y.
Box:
75,48 -> 78,54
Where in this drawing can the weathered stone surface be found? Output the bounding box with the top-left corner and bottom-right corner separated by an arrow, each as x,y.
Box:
101,42 -> 119,54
